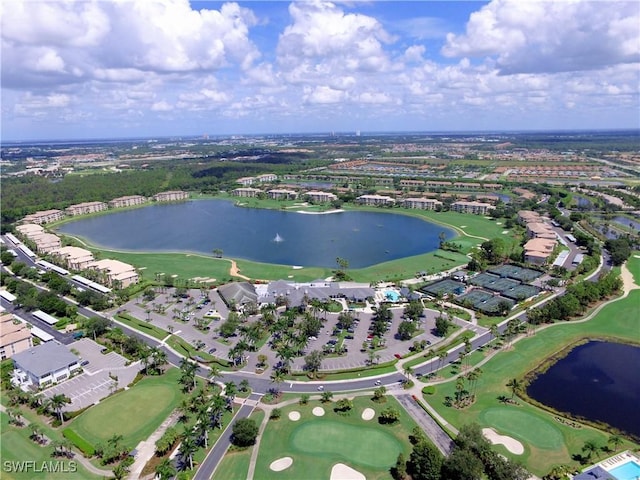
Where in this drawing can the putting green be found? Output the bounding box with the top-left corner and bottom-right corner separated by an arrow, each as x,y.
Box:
70,383 -> 177,446
290,421 -> 402,468
480,407 -> 563,450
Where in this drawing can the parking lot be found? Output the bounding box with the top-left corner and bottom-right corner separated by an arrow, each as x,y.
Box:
43,339 -> 140,412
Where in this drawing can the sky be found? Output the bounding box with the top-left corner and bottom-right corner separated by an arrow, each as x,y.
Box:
1,0 -> 639,141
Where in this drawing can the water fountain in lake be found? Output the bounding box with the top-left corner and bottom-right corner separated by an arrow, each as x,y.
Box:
274,233 -> 284,243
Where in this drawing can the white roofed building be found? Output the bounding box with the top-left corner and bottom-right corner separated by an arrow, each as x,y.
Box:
51,246 -> 95,270
87,259 -> 139,288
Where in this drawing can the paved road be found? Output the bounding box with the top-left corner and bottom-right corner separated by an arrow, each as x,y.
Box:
193,394 -> 261,480
395,394 -> 454,455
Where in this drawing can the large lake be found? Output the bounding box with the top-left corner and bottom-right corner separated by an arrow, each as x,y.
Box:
527,341 -> 640,438
56,200 -> 454,268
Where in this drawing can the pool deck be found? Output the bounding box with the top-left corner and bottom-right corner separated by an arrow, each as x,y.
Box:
575,450 -> 640,479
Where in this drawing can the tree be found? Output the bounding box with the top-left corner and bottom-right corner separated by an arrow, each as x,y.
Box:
49,394 -> 71,423
506,378 -> 522,401
30,423 -> 44,444
179,432 -> 197,470
608,434 -> 623,452
373,386 -> 387,403
392,452 -> 408,480
397,320 -> 417,340
334,398 -> 353,413
379,406 -> 400,424
232,418 -> 259,447
441,447 -> 484,480
212,248 -> 223,258
408,440 -> 443,480
155,458 -> 177,480
179,358 -> 198,392
320,390 -> 334,403
435,315 -> 450,337
303,350 -> 324,378
582,439 -> 602,461
239,379 -> 251,393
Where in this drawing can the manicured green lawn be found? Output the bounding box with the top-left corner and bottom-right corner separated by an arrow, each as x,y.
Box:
425,288 -> 640,475
0,413 -> 100,480
254,396 -> 419,480
68,368 -> 183,451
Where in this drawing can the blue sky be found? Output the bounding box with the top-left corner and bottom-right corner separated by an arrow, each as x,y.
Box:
1,0 -> 639,141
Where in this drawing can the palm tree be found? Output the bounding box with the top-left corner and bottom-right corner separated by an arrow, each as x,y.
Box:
582,439 -> 601,461
403,365 -> 413,382
506,378 -> 522,401
239,379 -> 251,393
270,370 -> 285,396
224,381 -> 237,403
466,369 -> 479,400
608,434 -> 623,452
196,406 -> 210,448
207,365 -> 220,386
209,393 -> 227,430
438,352 -> 447,374
49,394 -> 71,423
179,431 -> 197,470
155,458 -> 177,480
179,358 -> 198,392
489,324 -> 499,344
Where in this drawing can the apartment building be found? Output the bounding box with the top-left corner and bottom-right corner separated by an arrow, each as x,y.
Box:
357,194 -> 396,206
524,238 -> 557,265
232,187 -> 262,198
267,189 -> 298,200
526,222 -> 557,240
256,173 -> 278,183
31,233 -> 62,254
399,179 -> 425,188
22,209 -> 65,225
236,177 -> 255,186
87,259 -> 139,288
304,191 -> 338,203
450,201 -> 495,215
403,197 -> 443,210
65,201 -> 108,216
0,313 -> 33,360
425,181 -> 452,190
453,182 -> 482,190
153,191 -> 189,202
108,195 -> 147,209
517,210 -> 543,225
51,246 -> 95,270
16,224 -> 45,237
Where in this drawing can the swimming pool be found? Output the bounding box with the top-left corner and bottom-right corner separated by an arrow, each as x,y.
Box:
385,290 -> 400,302
609,460 -> 640,480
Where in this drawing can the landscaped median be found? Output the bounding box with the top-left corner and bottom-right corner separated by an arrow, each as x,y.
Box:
113,312 -> 169,341
165,335 -> 230,368
289,359 -> 398,382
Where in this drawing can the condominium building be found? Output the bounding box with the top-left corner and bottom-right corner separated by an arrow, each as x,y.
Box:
87,259 -> 139,288
453,182 -> 482,190
267,189 -> 298,200
524,238 -> 557,265
22,209 -> 65,225
517,210 -> 542,225
108,195 -> 147,209
65,201 -> 108,216
403,197 -> 443,210
16,224 -> 45,237
425,181 -> 452,190
153,191 -> 189,202
399,179 -> 425,188
450,201 -> 495,215
357,194 -> 396,206
304,191 -> 338,203
0,313 -> 33,360
526,222 -> 557,240
31,233 -> 62,254
232,187 -> 262,198
256,173 -> 278,183
51,246 -> 95,270
236,177 -> 255,186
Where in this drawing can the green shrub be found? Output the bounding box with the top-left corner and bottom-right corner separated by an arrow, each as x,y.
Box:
422,386 -> 436,395
62,428 -> 95,457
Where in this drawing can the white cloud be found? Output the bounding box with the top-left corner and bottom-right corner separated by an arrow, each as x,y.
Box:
442,0 -> 640,74
304,85 -> 345,104
151,101 -> 173,112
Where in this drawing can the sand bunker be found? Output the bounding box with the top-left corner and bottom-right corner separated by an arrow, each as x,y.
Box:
270,457 -> 293,472
288,411 -> 301,421
312,407 -> 325,416
361,408 -> 375,421
482,428 -> 524,455
330,464 -> 366,480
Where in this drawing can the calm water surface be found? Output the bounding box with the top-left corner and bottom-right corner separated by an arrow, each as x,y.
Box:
527,341 -> 640,438
56,199 -> 454,268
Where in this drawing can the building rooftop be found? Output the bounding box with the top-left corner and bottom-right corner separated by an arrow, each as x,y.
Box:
12,342 -> 79,378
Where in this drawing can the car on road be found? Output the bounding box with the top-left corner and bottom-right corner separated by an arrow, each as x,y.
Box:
374,380 -> 382,386
394,353 -> 402,359
317,385 -> 324,391
208,347 -> 217,354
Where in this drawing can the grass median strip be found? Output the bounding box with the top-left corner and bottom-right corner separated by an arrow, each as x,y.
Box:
114,313 -> 169,340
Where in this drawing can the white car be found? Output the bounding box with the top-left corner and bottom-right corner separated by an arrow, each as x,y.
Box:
374,380 -> 382,386
317,385 -> 324,391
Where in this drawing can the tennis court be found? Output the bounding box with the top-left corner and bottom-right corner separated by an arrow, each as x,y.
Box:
488,265 -> 543,283
469,273 -> 520,293
457,289 -> 515,314
457,289 -> 493,307
501,284 -> 541,301
421,279 -> 466,297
